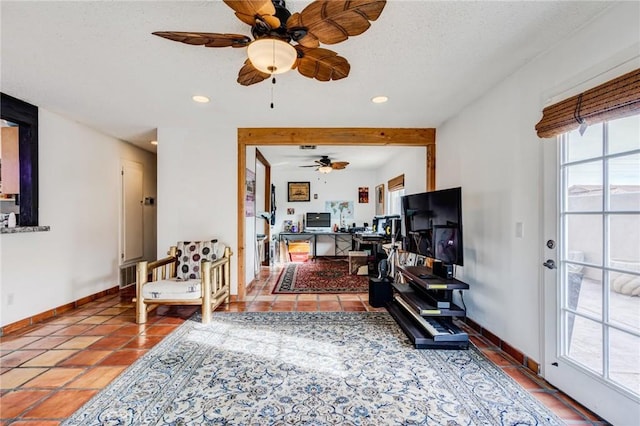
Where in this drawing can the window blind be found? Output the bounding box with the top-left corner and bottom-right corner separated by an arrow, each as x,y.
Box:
387,174 -> 404,192
535,68 -> 640,138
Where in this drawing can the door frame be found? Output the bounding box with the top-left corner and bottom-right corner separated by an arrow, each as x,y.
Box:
236,128 -> 436,300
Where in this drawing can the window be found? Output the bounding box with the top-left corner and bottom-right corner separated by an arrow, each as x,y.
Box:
387,174 -> 404,216
559,114 -> 640,395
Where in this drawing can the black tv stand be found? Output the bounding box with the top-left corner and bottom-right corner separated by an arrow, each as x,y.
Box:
387,265 -> 469,349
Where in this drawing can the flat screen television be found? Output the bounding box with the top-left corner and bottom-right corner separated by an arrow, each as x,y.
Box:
305,212 -> 332,232
401,187 -> 463,266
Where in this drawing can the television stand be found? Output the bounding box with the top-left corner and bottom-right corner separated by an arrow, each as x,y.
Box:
387,265 -> 469,349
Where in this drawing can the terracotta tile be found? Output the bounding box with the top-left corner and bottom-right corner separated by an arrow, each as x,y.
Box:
87,336 -> 131,350
338,294 -> 362,301
76,316 -> 112,325
102,315 -> 136,325
22,389 -> 98,419
152,316 -> 187,325
9,421 -> 61,426
297,294 -> 318,301
270,301 -> 295,312
274,294 -> 297,301
0,350 -> 46,367
530,391 -> 586,421
123,336 -> 165,349
79,323 -> 124,336
0,368 -> 47,389
0,389 -> 49,418
54,336 -> 102,350
57,350 -> 112,366
97,307 -> 131,315
478,348 -> 514,367
555,391 -> 605,421
22,337 -> 72,350
73,307 -> 105,316
143,324 -> 179,336
22,368 -> 85,388
317,295 -> 339,302
46,316 -> 83,325
1,318 -> 32,336
318,301 -> 342,311
502,367 -> 544,390
469,335 -> 491,349
21,350 -> 78,367
23,325 -> 67,337
66,366 -> 125,389
50,325 -> 94,336
0,336 -> 41,350
115,324 -> 148,335
99,349 -> 148,366
246,303 -> 272,312
341,304 -> 367,312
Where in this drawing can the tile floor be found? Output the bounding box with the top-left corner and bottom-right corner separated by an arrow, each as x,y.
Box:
0,266 -> 609,425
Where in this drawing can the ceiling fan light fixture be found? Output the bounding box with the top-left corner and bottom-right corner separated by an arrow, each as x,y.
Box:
318,165 -> 333,174
247,38 -> 297,75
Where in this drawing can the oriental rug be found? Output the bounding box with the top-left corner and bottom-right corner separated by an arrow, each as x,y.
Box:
63,312 -> 562,426
272,258 -> 369,294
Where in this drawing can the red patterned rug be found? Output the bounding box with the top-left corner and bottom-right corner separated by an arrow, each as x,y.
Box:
272,259 -> 369,294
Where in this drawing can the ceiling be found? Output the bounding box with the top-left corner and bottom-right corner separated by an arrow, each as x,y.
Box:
1,0 -> 614,164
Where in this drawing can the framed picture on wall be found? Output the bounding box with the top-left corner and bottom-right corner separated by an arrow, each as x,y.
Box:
375,184 -> 385,215
288,181 -> 310,202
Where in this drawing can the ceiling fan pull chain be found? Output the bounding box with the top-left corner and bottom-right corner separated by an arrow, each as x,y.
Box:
270,77 -> 276,109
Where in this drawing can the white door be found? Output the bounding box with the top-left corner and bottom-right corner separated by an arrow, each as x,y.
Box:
121,160 -> 144,264
543,116 -> 640,425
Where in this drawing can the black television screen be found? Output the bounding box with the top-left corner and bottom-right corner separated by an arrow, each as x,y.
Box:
401,187 -> 463,266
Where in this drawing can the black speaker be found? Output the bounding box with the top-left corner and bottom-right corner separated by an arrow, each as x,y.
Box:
433,261 -> 454,279
369,277 -> 393,307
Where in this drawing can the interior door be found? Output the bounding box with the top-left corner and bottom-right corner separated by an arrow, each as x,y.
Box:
121,160 -> 144,264
543,118 -> 640,425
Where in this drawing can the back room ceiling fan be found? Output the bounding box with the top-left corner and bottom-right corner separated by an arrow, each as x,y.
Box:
300,155 -> 349,173
152,0 -> 386,86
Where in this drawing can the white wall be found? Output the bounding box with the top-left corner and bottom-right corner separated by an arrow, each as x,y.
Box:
378,147 -> 427,197
156,126 -> 238,292
436,2 -> 639,361
0,109 -> 156,326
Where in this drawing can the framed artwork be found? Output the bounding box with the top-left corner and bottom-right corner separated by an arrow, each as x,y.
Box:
375,184 -> 385,215
288,181 -> 310,202
358,187 -> 369,203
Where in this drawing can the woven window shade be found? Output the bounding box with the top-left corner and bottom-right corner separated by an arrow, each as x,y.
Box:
535,68 -> 640,138
388,174 -> 404,192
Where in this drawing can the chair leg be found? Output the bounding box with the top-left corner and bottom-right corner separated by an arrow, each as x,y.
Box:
136,261 -> 149,324
201,260 -> 212,324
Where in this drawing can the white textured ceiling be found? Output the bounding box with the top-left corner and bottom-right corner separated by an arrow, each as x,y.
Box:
1,0 -> 614,161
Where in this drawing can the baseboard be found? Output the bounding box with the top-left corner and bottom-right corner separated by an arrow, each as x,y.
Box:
0,285 -> 120,336
462,317 -> 540,376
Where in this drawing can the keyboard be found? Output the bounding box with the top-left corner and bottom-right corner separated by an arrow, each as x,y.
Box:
394,296 -> 468,342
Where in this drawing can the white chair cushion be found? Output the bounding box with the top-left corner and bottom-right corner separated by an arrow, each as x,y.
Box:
142,279 -> 201,300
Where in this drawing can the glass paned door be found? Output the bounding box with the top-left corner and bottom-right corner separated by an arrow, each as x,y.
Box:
544,115 -> 640,425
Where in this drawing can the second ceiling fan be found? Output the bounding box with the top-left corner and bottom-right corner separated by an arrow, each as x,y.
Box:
301,155 -> 349,173
152,0 -> 386,86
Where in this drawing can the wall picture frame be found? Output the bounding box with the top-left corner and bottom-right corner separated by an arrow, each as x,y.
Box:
287,181 -> 310,202
375,184 -> 385,215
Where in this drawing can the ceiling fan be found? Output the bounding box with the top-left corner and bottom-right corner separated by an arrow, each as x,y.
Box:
301,155 -> 349,173
152,0 -> 386,86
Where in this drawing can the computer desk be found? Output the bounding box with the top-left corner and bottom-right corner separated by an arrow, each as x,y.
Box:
279,232 -> 353,259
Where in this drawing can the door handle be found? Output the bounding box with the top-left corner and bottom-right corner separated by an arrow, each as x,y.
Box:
543,259 -> 556,269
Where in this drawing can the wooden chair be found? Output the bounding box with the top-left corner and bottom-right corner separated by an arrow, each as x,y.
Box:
134,241 -> 232,324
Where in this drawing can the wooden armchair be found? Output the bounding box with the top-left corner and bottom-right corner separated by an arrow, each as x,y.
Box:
134,240 -> 232,324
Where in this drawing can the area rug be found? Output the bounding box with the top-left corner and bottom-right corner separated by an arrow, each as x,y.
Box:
63,312 -> 562,425
273,258 -> 369,294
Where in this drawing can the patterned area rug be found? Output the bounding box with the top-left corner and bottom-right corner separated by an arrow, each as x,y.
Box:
63,312 -> 562,426
273,259 -> 369,293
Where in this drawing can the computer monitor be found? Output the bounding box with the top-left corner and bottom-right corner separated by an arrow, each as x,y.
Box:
305,212 -> 331,232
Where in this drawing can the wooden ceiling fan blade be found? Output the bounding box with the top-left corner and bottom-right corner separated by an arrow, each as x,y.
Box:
223,0 -> 280,29
331,161 -> 349,170
152,32 -> 251,48
295,46 -> 350,82
237,60 -> 270,86
290,0 -> 386,45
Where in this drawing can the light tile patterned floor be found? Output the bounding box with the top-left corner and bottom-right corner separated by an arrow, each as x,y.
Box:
0,266 -> 609,425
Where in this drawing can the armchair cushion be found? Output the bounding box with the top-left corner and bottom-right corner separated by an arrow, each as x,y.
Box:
176,240 -> 221,280
142,279 -> 202,300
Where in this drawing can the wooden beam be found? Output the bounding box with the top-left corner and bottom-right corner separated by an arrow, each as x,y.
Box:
236,127 -> 436,301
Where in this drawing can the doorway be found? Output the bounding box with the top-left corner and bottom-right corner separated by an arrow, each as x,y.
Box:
236,128 -> 436,300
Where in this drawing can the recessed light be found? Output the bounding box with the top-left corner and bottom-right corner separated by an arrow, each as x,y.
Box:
371,96 -> 388,104
192,95 -> 210,103
150,140 -> 158,145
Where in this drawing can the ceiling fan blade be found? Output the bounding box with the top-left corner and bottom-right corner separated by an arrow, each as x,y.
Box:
287,0 -> 386,47
237,60 -> 270,86
223,0 -> 280,29
152,32 -> 251,48
295,46 -> 350,82
331,161 -> 349,170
